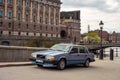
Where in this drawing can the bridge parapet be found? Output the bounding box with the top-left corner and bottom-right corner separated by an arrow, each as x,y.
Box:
0,45 -> 48,62
83,43 -> 120,50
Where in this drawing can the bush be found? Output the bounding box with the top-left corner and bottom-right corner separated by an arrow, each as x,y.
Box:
27,37 -> 70,48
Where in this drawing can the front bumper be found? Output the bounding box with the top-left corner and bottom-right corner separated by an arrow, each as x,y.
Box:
29,58 -> 57,67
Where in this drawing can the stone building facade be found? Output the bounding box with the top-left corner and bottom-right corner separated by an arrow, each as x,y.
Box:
0,0 -> 62,45
60,11 -> 81,42
110,31 -> 120,43
0,0 -> 81,46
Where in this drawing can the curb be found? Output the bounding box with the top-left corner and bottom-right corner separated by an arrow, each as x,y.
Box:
0,62 -> 34,68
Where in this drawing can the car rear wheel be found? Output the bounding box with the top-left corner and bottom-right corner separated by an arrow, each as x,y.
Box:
57,59 -> 66,70
84,59 -> 90,67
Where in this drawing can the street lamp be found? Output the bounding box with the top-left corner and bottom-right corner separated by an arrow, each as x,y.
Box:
99,20 -> 104,60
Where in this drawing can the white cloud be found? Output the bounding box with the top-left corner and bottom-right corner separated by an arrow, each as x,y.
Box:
61,0 -> 120,33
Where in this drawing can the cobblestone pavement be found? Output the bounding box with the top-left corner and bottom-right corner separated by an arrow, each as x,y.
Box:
0,57 -> 120,80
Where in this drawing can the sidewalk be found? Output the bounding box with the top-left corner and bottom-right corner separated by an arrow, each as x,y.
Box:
0,57 -> 119,68
0,62 -> 33,67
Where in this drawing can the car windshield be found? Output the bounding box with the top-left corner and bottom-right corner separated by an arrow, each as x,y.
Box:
50,44 -> 71,52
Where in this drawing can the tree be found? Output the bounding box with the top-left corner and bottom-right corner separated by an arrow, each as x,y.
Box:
84,32 -> 101,44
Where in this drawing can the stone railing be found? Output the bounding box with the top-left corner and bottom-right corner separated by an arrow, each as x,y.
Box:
0,45 -> 48,62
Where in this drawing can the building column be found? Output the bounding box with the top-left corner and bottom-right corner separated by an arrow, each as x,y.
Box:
4,0 -> 8,19
53,7 -> 56,25
13,0 -> 17,20
30,1 -> 33,22
37,3 -> 40,23
48,5 -> 51,25
58,8 -> 60,26
22,0 -> 25,22
42,4 -> 45,24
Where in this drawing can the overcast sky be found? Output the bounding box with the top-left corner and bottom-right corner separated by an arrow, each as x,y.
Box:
61,0 -> 120,33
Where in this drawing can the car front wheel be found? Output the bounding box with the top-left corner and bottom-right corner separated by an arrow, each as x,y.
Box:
57,59 -> 66,70
84,59 -> 90,67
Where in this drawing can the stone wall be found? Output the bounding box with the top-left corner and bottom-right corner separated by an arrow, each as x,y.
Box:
0,45 -> 47,62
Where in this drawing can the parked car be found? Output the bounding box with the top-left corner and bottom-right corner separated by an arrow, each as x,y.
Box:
30,43 -> 95,70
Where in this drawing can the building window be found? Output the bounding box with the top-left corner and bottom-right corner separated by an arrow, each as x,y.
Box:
26,1 -> 29,8
56,34 -> 58,38
40,16 -> 42,23
18,12 -> 21,20
45,5 -> 49,12
34,25 -> 36,30
56,27 -> 58,32
33,16 -> 36,22
0,22 -> 3,27
51,27 -> 53,31
46,26 -> 48,30
45,17 -> 48,24
33,3 -> 37,9
26,13 -> 29,21
9,31 -> 11,36
34,33 -> 36,36
50,18 -> 53,24
18,32 -> 21,36
40,33 -> 42,36
40,4 -> 43,12
0,0 -> 3,3
8,0 -> 12,5
26,32 -> 29,36
26,24 -> 28,29
18,23 -> 21,29
18,0 -> 22,6
56,19 -> 58,25
46,34 -> 48,37
40,25 -> 42,30
8,23 -> 12,28
0,9 -> 3,18
0,31 -> 2,36
7,11 -> 12,19
51,7 -> 54,14
51,34 -> 53,37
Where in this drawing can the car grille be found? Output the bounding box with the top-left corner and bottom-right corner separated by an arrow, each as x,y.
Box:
37,55 -> 45,60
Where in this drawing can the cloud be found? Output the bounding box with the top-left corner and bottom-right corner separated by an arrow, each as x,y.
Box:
61,0 -> 120,13
61,0 -> 120,33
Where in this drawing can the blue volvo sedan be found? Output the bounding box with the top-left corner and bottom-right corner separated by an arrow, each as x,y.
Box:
30,43 -> 95,70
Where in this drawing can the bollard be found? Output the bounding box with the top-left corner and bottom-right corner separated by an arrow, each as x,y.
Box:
116,48 -> 118,57
110,49 -> 114,60
99,49 -> 103,60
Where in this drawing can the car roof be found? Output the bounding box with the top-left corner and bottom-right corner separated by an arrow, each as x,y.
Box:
57,43 -> 85,47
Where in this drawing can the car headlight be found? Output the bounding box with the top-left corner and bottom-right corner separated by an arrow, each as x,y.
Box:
46,56 -> 55,61
30,53 -> 37,58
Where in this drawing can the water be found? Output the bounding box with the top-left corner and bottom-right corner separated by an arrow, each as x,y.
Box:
104,47 -> 120,57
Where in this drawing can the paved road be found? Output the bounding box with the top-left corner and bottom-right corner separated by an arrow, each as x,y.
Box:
0,58 -> 120,80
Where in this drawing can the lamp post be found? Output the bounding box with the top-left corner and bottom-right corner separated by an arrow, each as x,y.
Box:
99,20 -> 104,60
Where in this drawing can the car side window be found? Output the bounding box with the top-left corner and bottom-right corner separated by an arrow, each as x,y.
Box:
79,47 -> 87,53
70,47 -> 78,54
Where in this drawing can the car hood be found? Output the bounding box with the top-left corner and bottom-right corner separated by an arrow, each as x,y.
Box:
32,50 -> 66,56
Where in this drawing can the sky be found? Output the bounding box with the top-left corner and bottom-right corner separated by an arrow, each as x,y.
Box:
60,0 -> 120,33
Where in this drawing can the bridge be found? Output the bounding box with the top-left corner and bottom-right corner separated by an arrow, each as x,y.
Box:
83,43 -> 120,51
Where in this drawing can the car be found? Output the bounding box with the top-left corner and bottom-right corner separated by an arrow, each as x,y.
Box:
30,43 -> 95,70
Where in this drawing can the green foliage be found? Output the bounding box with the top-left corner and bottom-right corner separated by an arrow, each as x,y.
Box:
27,37 -> 45,47
27,37 -> 69,48
84,32 -> 101,44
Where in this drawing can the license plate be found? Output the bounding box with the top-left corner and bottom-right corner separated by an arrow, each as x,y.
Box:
36,60 -> 43,62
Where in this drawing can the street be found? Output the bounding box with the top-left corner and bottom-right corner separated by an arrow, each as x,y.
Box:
0,58 -> 120,80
